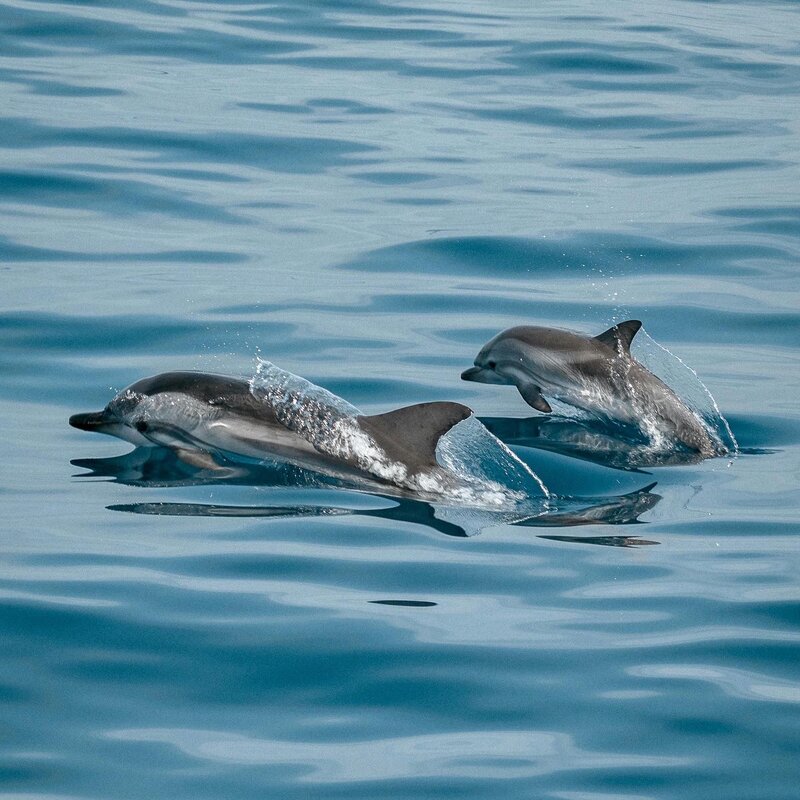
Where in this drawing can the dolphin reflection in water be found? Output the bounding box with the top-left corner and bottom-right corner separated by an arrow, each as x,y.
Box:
72,446 -> 661,544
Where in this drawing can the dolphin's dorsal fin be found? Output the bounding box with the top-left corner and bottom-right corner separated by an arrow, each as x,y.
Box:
594,320 -> 642,354
356,402 -> 472,472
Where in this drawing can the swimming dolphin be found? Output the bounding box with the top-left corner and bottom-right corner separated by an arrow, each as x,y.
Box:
70,371 -> 472,493
461,320 -> 720,457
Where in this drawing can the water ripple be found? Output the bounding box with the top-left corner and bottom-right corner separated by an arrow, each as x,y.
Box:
107,726 -> 690,781
2,0 -> 800,797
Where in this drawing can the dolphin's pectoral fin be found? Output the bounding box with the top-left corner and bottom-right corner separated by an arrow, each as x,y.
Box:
135,421 -> 224,472
357,402 -> 473,471
173,448 -> 225,472
594,320 -> 642,354
518,383 -> 552,414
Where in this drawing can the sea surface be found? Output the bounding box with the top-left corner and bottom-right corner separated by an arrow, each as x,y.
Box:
2,0 -> 800,798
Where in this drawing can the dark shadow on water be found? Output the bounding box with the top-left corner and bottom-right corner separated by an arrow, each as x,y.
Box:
369,600 -> 438,607
73,447 -> 662,542
106,502 -> 346,519
107,498 -> 472,538
537,534 -> 658,548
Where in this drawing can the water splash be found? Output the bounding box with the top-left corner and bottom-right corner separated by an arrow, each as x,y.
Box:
436,415 -> 551,502
249,359 -> 548,507
633,330 -> 739,458
611,336 -> 681,459
249,359 -> 410,486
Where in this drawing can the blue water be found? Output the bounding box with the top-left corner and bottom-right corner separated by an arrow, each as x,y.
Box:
2,0 -> 800,797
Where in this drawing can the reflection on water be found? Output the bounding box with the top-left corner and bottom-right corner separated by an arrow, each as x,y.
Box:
106,725 -> 688,782
75,446 -> 661,541
483,414 -> 772,471
484,414 -> 711,469
72,446 -> 322,489
4,0 -> 800,796
537,534 -> 658,548
369,600 -> 438,607
107,502 -> 350,520
521,483 -> 660,527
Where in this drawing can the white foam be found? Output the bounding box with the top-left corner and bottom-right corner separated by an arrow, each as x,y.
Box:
248,359 -> 548,507
249,360 -> 411,485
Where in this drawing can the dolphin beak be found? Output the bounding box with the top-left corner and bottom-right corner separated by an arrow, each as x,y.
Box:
69,411 -> 109,432
461,366 -> 507,385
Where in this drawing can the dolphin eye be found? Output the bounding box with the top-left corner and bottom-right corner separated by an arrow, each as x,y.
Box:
135,420 -> 149,433
488,360 -> 497,369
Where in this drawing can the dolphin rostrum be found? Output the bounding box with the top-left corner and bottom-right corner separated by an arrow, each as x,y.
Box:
70,370 -> 473,494
461,320 -> 721,457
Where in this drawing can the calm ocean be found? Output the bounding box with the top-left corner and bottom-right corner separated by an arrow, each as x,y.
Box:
2,1 -> 799,798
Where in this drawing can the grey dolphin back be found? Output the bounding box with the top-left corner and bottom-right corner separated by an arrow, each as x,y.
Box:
593,320 -> 642,354
357,402 -> 473,472
128,371 -> 269,417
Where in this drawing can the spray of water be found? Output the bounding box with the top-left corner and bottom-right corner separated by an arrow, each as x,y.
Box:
248,359 -> 548,507
609,335 -> 677,459
249,360 -> 412,487
436,415 -> 551,504
633,330 -> 739,459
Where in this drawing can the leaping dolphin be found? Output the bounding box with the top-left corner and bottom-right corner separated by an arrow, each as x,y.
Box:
70,370 -> 473,494
461,320 -> 722,457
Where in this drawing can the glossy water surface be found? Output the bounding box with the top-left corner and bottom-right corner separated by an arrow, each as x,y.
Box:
2,1 -> 799,798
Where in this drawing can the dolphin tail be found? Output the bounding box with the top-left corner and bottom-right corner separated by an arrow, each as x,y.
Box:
356,402 -> 472,472
594,320 -> 642,354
